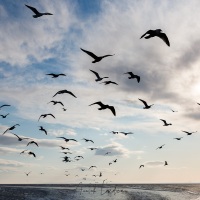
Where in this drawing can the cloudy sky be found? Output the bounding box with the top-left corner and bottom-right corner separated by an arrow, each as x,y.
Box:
1,0 -> 200,184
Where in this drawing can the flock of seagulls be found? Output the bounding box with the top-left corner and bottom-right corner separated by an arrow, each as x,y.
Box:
0,3 -> 197,185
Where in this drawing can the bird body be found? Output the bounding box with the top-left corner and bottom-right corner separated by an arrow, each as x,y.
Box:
0,113 -> 9,118
27,141 -> 39,147
124,72 -> 140,83
139,165 -> 144,169
120,131 -> 134,136
0,104 -> 11,109
101,81 -> 118,85
174,137 -> 183,140
57,137 -> 77,142
12,133 -> 30,141
28,151 -> 36,157
156,144 -> 165,150
82,138 -> 94,143
164,161 -> 168,166
182,130 -> 197,136
89,166 -> 97,169
88,148 -> 97,150
53,90 -> 77,98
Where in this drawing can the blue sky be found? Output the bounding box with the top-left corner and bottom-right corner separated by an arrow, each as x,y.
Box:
1,0 -> 200,184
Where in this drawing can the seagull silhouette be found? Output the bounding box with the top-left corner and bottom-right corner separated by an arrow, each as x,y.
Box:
46,73 -> 66,78
120,132 -> 134,136
182,130 -> 197,136
140,29 -> 170,46
75,156 -> 84,159
124,72 -> 140,83
39,126 -> 47,135
174,137 -> 183,140
25,4 -> 53,18
0,113 -> 9,118
11,133 -> 30,141
88,148 -> 98,150
89,101 -> 116,116
2,124 -> 20,135
81,48 -> 114,63
25,171 -> 31,176
20,149 -> 28,155
101,81 -> 118,85
60,146 -> 70,150
109,162 -> 112,166
113,159 -> 117,163
82,138 -> 94,143
48,101 -> 64,107
0,104 -> 11,109
138,99 -> 154,109
156,144 -> 165,150
27,141 -> 39,147
89,70 -> 109,82
53,90 -> 77,98
38,113 -> 55,121
89,166 -> 97,169
57,137 -> 77,142
28,151 -> 36,157
164,161 -> 168,166
160,119 -> 172,126
139,165 -> 144,169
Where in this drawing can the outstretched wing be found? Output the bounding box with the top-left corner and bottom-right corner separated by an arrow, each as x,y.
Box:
158,33 -> 170,46
89,101 -> 104,107
67,91 -> 77,98
90,69 -> 100,79
140,30 -> 152,39
107,105 -> 116,116
138,98 -> 148,107
25,4 -> 40,14
48,113 -> 56,118
80,48 -> 98,59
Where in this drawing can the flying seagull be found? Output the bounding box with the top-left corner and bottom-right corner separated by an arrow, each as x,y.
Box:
105,152 -> 111,155
28,151 -> 36,158
113,159 -> 117,163
120,131 -> 134,136
25,4 -> 53,18
80,48 -> 114,63
101,81 -> 118,85
139,165 -> 144,169
140,29 -> 170,46
46,73 -> 66,78
27,141 -> 39,147
0,113 -> 9,118
89,69 -> 109,82
48,101 -> 64,107
124,72 -> 140,83
89,101 -> 116,116
25,171 -> 31,176
60,146 -> 70,150
39,126 -> 47,135
156,144 -> 165,150
89,166 -> 97,169
82,138 -> 94,143
160,119 -> 172,126
53,89 -> 77,98
0,104 -> 11,109
20,149 -> 28,155
88,148 -> 98,150
182,130 -> 197,136
11,133 -> 30,141
2,124 -> 20,135
174,137 -> 183,140
57,137 -> 77,143
138,99 -> 154,109
38,113 -> 55,121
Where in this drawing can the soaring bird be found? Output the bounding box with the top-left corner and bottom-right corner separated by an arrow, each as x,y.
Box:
120,132 -> 134,136
63,108 -> 67,111
164,161 -> 168,166
140,29 -> 170,46
25,4 -> 53,18
89,166 -> 97,169
82,138 -> 94,143
110,131 -> 118,134
46,73 -> 66,78
174,137 -> 183,140
53,90 -> 77,98
156,144 -> 165,150
138,99 -> 154,109
139,165 -> 144,169
38,113 -> 55,121
75,156 -> 84,159
25,171 -> 31,176
60,146 -> 70,150
89,69 -> 109,82
88,148 -> 98,150
11,133 -> 30,141
28,151 -> 36,157
39,126 -> 47,135
0,104 -> 11,109
20,149 -> 28,155
57,137 -> 77,142
171,109 -> 178,113
101,81 -> 118,85
48,101 -> 64,107
124,72 -> 140,83
182,130 -> 197,136
0,113 -> 9,118
62,152 -> 72,155
160,119 -> 172,126
113,159 -> 117,163
81,48 -> 114,63
89,101 -> 116,116
81,169 -> 86,171
27,141 -> 39,147
2,124 -> 20,135
109,162 -> 112,166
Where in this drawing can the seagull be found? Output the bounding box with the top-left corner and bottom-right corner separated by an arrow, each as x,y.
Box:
38,113 -> 55,121
48,101 -> 64,107
89,101 -> 116,116
88,148 -> 98,150
140,29 -> 170,46
53,89 -> 77,98
156,144 -> 165,150
27,141 -> 39,147
174,137 -> 183,140
11,133 -> 30,141
81,48 -> 114,63
82,138 -> 94,143
25,4 -> 53,18
28,151 -> 36,157
109,162 -> 112,166
113,159 -> 117,163
164,161 -> 168,166
46,73 -> 66,78
182,130 -> 197,136
89,69 -> 109,82
57,137 -> 77,142
60,146 -> 70,150
124,72 -> 140,83
0,113 -> 9,118
39,126 -> 47,135
25,171 -> 31,176
138,99 -> 154,109
75,156 -> 84,159
101,81 -> 118,85
2,124 -> 20,135
89,166 -> 97,169
160,119 -> 172,126
110,131 -> 118,134
171,109 -> 178,112
105,152 -> 111,155
0,104 -> 11,109
20,149 -> 28,154
63,108 -> 67,111
120,131 -> 134,136
139,165 -> 144,169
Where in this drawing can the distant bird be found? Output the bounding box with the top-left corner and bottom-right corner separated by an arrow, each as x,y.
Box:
25,4 -> 53,18
99,172 -> 102,177
171,109 -> 178,113
48,101 -> 64,107
101,81 -> 118,85
88,148 -> 98,150
0,104 -> 11,109
46,73 -> 66,78
62,152 -> 72,154
120,131 -> 134,136
164,161 -> 168,166
2,124 -> 20,135
103,179 -> 107,183
81,48 -> 114,63
174,137 -> 183,140
63,108 -> 67,111
60,146 -> 70,150
110,131 -> 118,134
81,169 -> 86,171
57,137 -> 77,142
156,144 -> 165,150
65,174 -> 70,176
89,101 -> 116,116
82,138 -> 94,143
140,29 -> 170,46
89,166 -> 97,169
28,151 -> 36,157
113,159 -> 117,163
105,152 -> 111,155
20,149 -> 28,154
0,113 -> 9,118
124,72 -> 140,83
109,162 -> 112,166
139,165 -> 144,169
25,171 -> 31,176
160,119 -> 172,126
38,113 -> 55,121
27,141 -> 39,147
182,130 -> 197,136
11,133 -> 30,141
138,99 -> 154,109
75,156 -> 84,159
53,89 -> 77,98
89,69 -> 109,82
39,126 -> 47,135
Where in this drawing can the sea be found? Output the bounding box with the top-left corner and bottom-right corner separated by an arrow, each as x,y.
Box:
1,184 -> 200,200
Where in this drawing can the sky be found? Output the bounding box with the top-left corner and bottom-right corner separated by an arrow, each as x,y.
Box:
1,0 -> 200,184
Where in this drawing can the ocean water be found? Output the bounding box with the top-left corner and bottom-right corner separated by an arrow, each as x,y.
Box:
0,184 -> 200,200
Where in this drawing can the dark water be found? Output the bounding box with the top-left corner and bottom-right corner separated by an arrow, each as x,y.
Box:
0,184 -> 200,200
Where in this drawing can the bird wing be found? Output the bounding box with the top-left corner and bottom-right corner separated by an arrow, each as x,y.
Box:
57,137 -> 67,140
140,30 -> 152,39
38,115 -> 43,121
2,128 -> 9,135
69,139 -> 77,142
52,92 -> 59,97
67,91 -> 77,98
46,73 -> 55,76
107,105 -> 116,116
57,101 -> 64,106
138,98 -> 148,107
25,4 -> 40,14
89,69 -> 100,79
12,133 -> 20,139
43,13 -> 53,15
158,33 -> 170,46
89,101 -> 104,107
160,119 -> 166,124
80,48 -> 98,59
47,113 -> 56,118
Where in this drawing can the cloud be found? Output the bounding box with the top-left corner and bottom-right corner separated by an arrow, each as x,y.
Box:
0,147 -> 22,155
0,158 -> 25,167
